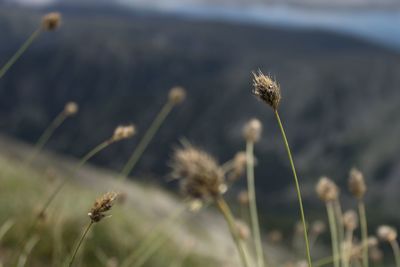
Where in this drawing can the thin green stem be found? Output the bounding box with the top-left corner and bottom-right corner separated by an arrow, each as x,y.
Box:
27,111 -> 67,164
216,197 -> 251,267
358,201 -> 369,267
274,110 -> 312,267
334,200 -> 345,260
120,100 -> 175,179
0,28 -> 41,79
390,240 -> 400,267
246,140 -> 266,267
68,221 -> 93,267
327,202 -> 339,267
343,228 -> 354,267
0,219 -> 15,244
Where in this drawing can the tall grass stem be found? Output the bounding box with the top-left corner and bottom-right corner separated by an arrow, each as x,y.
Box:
358,201 -> 369,267
68,221 -> 93,267
390,240 -> 400,267
326,202 -> 339,267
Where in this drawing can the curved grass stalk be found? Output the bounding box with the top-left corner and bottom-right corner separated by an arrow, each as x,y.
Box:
0,29 -> 41,79
216,197 -> 252,267
326,202 -> 339,267
120,100 -> 175,179
274,110 -> 312,267
390,239 -> 400,267
68,221 -> 93,267
0,219 -> 15,244
246,140 -> 266,267
120,205 -> 187,267
16,235 -> 40,267
358,201 -> 369,267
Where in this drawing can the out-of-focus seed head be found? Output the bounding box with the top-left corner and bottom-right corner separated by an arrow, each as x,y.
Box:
267,230 -> 283,243
348,167 -> 367,199
64,102 -> 78,116
377,225 -> 397,242
111,125 -> 136,142
170,144 -> 225,201
296,260 -> 308,267
88,192 -> 118,223
42,12 -> 61,31
227,151 -> 247,181
316,177 -> 339,202
252,71 -> 281,110
343,210 -> 358,231
367,236 -> 379,247
237,190 -> 249,205
243,118 -> 262,142
311,220 -> 326,235
369,247 -> 383,263
168,86 -> 186,104
236,220 -> 250,240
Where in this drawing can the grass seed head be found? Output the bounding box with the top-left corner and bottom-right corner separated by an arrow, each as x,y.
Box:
64,101 -> 78,116
343,210 -> 358,231
42,12 -> 61,31
243,118 -> 262,142
88,192 -> 118,223
369,247 -> 383,262
348,167 -> 367,199
227,151 -> 247,181
316,177 -> 339,202
170,144 -> 225,201
377,225 -> 397,242
252,70 -> 281,110
112,125 -> 136,142
169,86 -> 186,104
311,220 -> 326,235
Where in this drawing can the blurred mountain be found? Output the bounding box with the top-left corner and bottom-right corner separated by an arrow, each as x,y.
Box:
0,5 -> 400,222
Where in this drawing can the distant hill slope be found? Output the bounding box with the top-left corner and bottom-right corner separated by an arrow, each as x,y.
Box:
0,5 -> 400,221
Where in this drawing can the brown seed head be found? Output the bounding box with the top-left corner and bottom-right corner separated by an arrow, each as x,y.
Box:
243,118 -> 262,142
348,167 -> 367,199
367,236 -> 379,247
316,177 -> 339,202
369,247 -> 383,262
111,125 -> 136,142
88,192 -> 118,223
237,190 -> 249,205
267,230 -> 283,243
236,220 -> 250,240
377,225 -> 397,242
170,144 -> 225,201
311,220 -> 326,235
343,210 -> 358,231
64,102 -> 78,116
168,86 -> 186,104
227,151 -> 247,181
252,71 -> 281,110
42,12 -> 61,31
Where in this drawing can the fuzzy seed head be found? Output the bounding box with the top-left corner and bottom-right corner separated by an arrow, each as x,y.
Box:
252,71 -> 281,110
348,167 -> 367,199
169,86 -> 186,104
64,102 -> 78,116
42,12 -> 61,31
316,177 -> 339,202
227,151 -> 247,181
88,192 -> 118,223
369,247 -> 383,262
243,118 -> 262,142
311,220 -> 326,235
267,230 -> 283,243
367,236 -> 379,247
171,144 -> 225,201
377,225 -> 397,242
343,210 -> 358,230
237,190 -> 249,205
112,125 -> 136,142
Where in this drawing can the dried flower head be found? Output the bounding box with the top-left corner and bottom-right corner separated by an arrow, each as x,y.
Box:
169,86 -> 186,104
377,225 -> 397,242
42,12 -> 61,31
316,177 -> 339,202
252,71 -> 281,110
237,190 -> 249,205
348,167 -> 367,199
88,192 -> 118,223
343,210 -> 358,230
170,144 -> 225,200
243,118 -> 262,142
267,230 -> 283,243
227,151 -> 247,181
236,220 -> 250,240
111,125 -> 136,142
311,220 -> 326,235
64,102 -> 78,116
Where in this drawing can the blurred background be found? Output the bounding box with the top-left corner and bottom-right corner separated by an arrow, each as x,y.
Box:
1,0 -> 400,235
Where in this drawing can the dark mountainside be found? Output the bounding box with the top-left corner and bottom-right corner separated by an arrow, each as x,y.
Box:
1,4 -> 400,224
